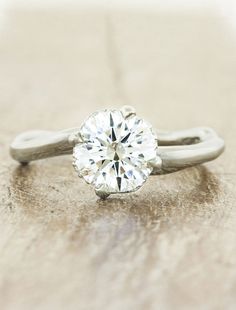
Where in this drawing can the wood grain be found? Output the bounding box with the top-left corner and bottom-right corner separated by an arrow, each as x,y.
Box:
0,8 -> 236,310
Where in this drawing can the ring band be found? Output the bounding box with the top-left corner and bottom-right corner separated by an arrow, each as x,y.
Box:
10,106 -> 225,198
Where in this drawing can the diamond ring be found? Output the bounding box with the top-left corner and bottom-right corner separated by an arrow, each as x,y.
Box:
10,106 -> 225,199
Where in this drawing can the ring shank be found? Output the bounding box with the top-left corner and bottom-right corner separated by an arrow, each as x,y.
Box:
154,127 -> 225,173
10,127 -> 225,174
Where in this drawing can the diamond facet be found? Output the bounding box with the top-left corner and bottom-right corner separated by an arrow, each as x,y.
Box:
73,109 -> 158,194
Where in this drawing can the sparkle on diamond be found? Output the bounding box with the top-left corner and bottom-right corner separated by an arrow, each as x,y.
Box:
73,110 -> 157,193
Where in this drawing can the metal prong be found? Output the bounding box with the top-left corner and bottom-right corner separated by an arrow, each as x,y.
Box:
95,191 -> 110,200
120,105 -> 136,119
149,155 -> 162,170
68,132 -> 83,146
95,184 -> 111,200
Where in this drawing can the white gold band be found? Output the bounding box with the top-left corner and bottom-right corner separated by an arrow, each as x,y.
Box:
10,126 -> 224,174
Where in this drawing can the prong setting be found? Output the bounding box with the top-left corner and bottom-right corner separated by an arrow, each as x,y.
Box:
72,108 -> 158,197
120,105 -> 136,119
148,154 -> 162,171
68,131 -> 83,146
95,184 -> 110,200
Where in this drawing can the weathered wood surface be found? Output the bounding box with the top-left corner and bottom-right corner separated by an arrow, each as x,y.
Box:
0,8 -> 236,310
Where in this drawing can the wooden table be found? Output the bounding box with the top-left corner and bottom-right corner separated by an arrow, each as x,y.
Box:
0,7 -> 235,310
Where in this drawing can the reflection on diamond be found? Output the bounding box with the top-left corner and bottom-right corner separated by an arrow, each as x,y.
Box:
73,109 -> 157,193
